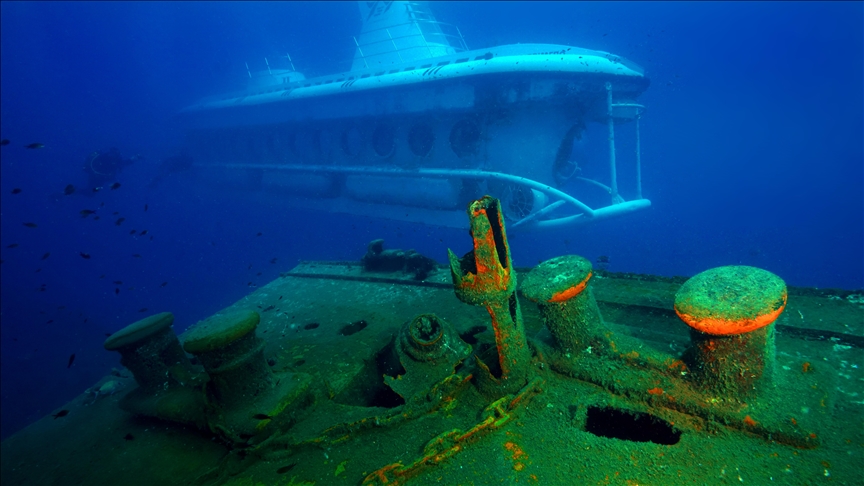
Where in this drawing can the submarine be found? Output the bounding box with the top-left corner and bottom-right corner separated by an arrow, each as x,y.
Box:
177,1 -> 651,230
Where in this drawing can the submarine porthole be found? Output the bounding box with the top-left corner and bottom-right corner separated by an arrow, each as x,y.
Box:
341,125 -> 363,157
449,119 -> 481,158
407,122 -> 435,157
585,406 -> 681,445
372,123 -> 396,158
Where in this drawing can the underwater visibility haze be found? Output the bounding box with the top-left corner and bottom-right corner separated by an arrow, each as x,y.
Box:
1,1 -> 862,484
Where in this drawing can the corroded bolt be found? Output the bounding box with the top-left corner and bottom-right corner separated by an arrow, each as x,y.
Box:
447,196 -> 530,390
674,265 -> 787,398
521,255 -> 609,356
104,312 -> 196,392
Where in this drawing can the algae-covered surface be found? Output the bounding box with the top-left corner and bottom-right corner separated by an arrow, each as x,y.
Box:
2,262 -> 862,485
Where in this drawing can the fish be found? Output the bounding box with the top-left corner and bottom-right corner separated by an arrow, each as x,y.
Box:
0,139 -> 10,146
25,143 -> 45,149
52,410 -> 69,419
160,282 -> 168,287
114,288 -> 120,295
93,216 -> 100,220
100,275 -> 105,278
276,464 -> 296,474
11,188 -> 21,194
270,258 -> 278,264
92,187 -> 102,193
138,308 -> 148,313
41,252 -> 50,260
252,413 -> 272,420
115,217 -> 125,226
129,230 -> 136,235
67,353 -> 76,368
278,296 -> 283,300
113,281 -> 123,285
80,209 -> 96,217
262,305 -> 275,312
46,320 -> 54,324
23,222 -> 38,228
112,212 -> 119,216
139,230 -> 147,236
132,254 -> 142,258
596,255 -> 610,264
149,236 -> 153,241
64,184 -> 75,195
123,433 -> 135,441
6,244 -> 18,248
256,232 -> 262,237
79,252 -> 91,259
144,204 -> 148,212
110,182 -> 121,190
34,268 -> 41,273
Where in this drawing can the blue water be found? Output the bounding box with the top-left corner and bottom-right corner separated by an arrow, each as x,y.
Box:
0,1 -> 861,441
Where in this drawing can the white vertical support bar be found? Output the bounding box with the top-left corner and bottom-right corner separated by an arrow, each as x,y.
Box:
353,37 -> 369,69
286,53 -> 296,71
245,62 -> 252,79
264,57 -> 272,75
635,113 -> 643,199
605,82 -> 620,203
386,28 -> 404,63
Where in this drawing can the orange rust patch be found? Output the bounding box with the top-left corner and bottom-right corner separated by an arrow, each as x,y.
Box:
647,387 -> 664,396
548,271 -> 592,303
675,291 -> 787,335
743,415 -> 758,427
802,361 -> 812,373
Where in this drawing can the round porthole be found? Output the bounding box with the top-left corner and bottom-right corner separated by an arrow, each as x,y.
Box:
372,123 -> 396,158
341,125 -> 363,157
407,122 -> 435,157
449,119 -> 481,158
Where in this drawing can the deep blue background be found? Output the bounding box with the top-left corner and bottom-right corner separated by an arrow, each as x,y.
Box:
1,1 -> 861,440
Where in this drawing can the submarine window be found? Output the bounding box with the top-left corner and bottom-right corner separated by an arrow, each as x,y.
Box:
585,406 -> 681,445
361,74 -> 371,79
408,123 -> 435,157
372,124 -> 397,158
403,67 -> 414,71
375,71 -> 385,76
449,119 -> 481,158
437,61 -> 450,66
421,64 -> 432,69
455,58 -> 469,63
389,69 -> 400,74
341,125 -> 364,157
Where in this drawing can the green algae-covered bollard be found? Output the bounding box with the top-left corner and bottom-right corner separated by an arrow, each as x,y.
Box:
104,312 -> 195,392
448,196 -> 531,392
674,266 -> 787,398
182,309 -> 270,409
521,255 -> 609,356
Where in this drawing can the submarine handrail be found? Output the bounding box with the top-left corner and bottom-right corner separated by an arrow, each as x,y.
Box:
216,163 -> 598,218
356,19 -> 468,52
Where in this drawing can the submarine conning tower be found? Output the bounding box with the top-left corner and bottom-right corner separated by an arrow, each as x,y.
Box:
179,1 -> 651,232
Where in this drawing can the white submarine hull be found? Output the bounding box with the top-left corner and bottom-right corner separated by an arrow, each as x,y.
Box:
178,2 -> 651,230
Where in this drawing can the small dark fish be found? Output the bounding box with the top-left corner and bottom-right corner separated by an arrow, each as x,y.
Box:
6,244 -> 18,248
113,280 -> 123,285
23,222 -> 38,228
46,319 -> 54,324
256,272 -> 262,276
132,254 -> 141,258
247,264 -> 253,270
112,211 -> 119,215
115,217 -> 125,226
110,182 -> 121,190
129,230 -> 136,235
262,305 -> 275,312
67,353 -> 76,368
115,288 -> 120,295
92,187 -> 102,193
270,258 -> 278,264
100,274 -> 105,278
124,433 -> 135,441
160,282 -> 168,287
80,209 -> 96,217
34,268 -> 42,273
57,305 -> 65,309
276,464 -> 296,474
52,410 -> 69,419
25,143 -> 45,149
252,413 -> 272,420
139,230 -> 147,236
138,308 -> 148,313
596,255 -> 610,264
149,236 -> 153,241
144,204 -> 148,212
256,232 -> 262,237
278,296 -> 282,300
64,184 -> 75,195
93,216 -> 100,220
11,188 -> 21,194
104,332 -> 111,337
0,139 -> 9,146
41,252 -> 50,260
79,252 -> 91,259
